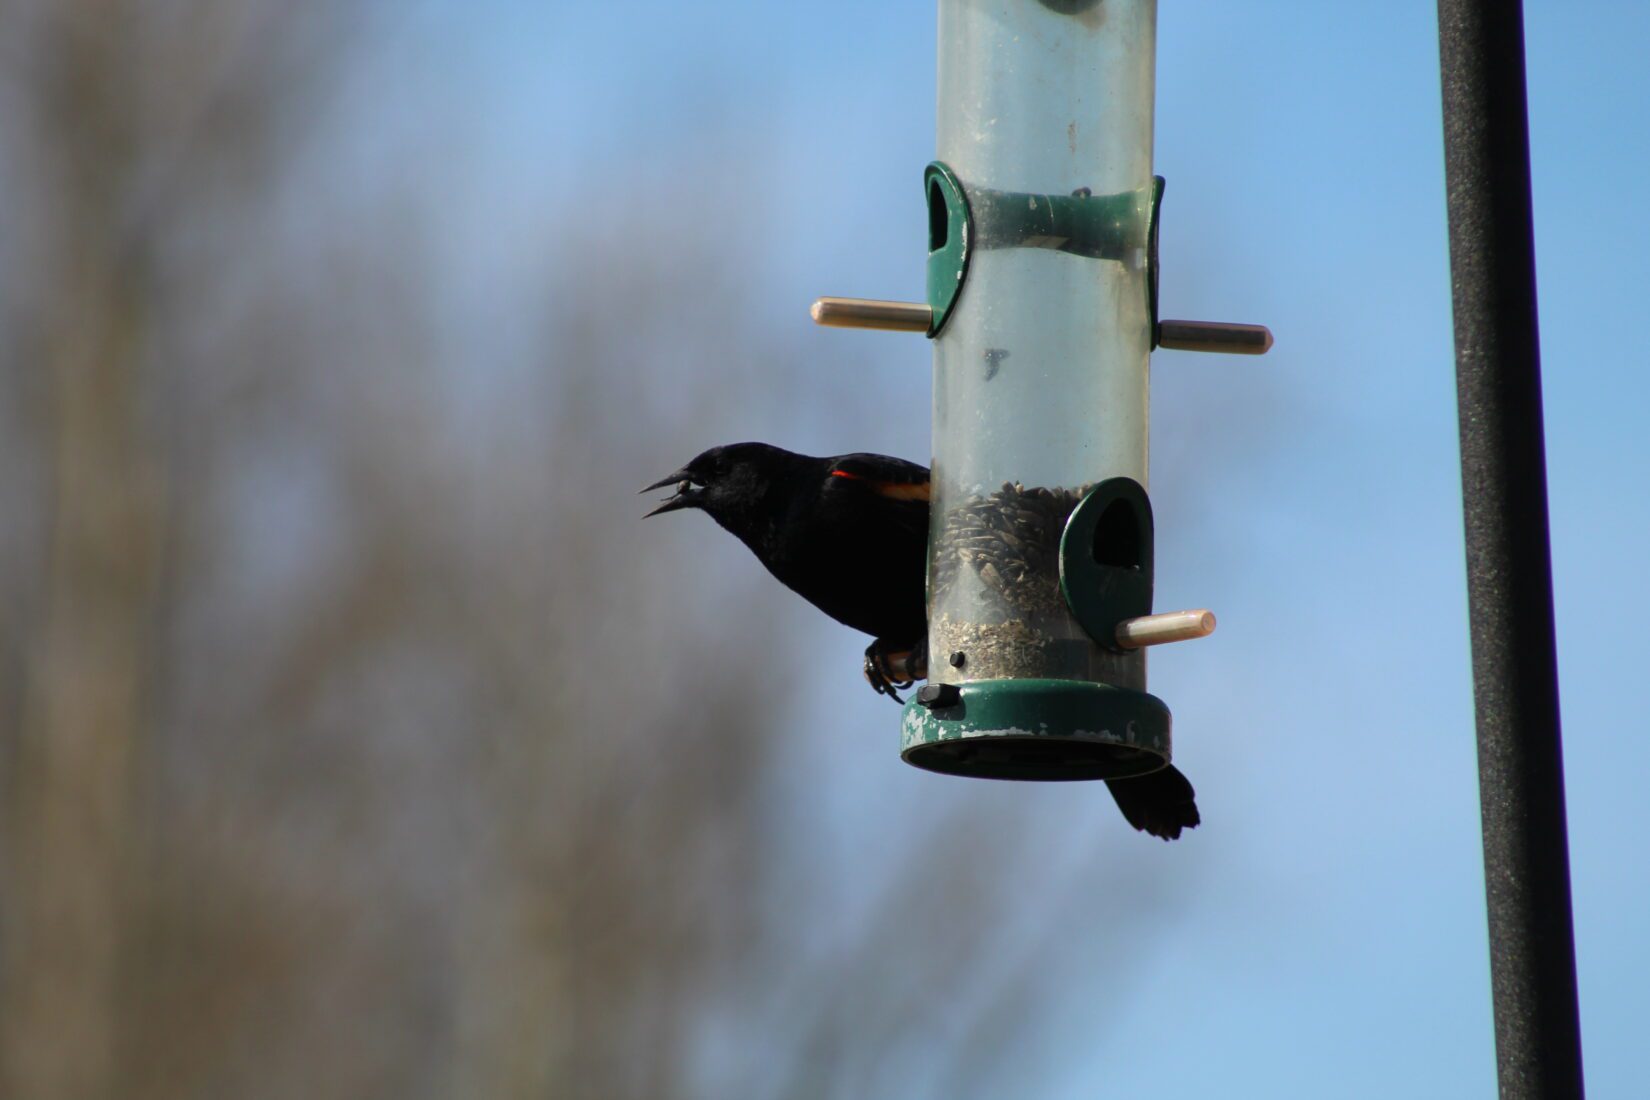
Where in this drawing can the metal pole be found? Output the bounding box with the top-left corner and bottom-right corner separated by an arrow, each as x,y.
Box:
1435,4 -> 1585,1097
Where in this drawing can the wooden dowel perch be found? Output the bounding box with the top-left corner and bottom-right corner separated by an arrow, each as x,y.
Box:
1114,609 -> 1217,649
810,297 -> 933,333
1156,320 -> 1273,355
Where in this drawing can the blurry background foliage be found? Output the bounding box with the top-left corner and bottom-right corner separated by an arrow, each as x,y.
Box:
1,2 -> 1647,1099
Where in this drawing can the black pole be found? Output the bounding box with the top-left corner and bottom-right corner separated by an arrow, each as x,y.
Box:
1435,3 -> 1585,1097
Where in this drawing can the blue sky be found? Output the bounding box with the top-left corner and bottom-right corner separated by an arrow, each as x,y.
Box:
354,2 -> 1650,1094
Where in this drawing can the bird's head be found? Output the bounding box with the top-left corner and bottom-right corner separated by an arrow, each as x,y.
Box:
641,442 -> 795,524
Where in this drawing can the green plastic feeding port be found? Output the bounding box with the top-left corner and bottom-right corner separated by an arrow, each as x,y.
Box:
924,160 -> 1156,338
969,183 -> 1150,262
1059,477 -> 1155,647
903,0 -> 1168,782
924,162 -> 970,336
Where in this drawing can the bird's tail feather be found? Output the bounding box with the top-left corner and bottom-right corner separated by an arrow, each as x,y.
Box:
1105,765 -> 1200,841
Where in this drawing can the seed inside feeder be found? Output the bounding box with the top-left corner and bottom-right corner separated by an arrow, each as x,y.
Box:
932,482 -> 1081,677
931,481 -> 1142,687
931,481 -> 1086,615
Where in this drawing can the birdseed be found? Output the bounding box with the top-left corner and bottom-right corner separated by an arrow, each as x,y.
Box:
930,481 -> 1098,681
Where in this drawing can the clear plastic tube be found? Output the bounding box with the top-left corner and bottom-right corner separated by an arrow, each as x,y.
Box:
929,0 -> 1157,686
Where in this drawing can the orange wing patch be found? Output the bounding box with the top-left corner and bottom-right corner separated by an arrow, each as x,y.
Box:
831,468 -> 930,501
872,480 -> 930,502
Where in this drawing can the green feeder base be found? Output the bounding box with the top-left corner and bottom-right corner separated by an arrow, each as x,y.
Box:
901,679 -> 1170,782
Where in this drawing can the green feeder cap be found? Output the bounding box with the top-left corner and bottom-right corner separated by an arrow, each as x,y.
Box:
901,679 -> 1170,782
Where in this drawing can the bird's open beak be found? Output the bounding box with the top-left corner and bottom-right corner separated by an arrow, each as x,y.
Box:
641,469 -> 699,517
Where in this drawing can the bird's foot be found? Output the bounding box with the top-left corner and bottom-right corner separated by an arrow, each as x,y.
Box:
863,637 -> 927,704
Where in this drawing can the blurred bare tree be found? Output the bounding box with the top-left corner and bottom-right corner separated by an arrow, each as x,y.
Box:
0,4 -> 1193,1099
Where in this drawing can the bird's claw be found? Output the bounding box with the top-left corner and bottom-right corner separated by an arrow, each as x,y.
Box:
863,638 -> 926,705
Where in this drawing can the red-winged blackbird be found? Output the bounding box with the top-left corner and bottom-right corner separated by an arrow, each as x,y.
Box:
644,442 -> 1200,840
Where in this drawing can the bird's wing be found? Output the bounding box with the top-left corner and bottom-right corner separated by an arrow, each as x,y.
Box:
825,453 -> 931,503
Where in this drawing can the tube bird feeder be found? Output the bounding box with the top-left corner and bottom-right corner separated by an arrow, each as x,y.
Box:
814,0 -> 1266,781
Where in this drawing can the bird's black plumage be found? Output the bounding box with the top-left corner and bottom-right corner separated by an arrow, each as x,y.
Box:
644,442 -> 1200,840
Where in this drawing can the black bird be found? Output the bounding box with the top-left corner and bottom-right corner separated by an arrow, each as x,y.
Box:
643,442 -> 1200,840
